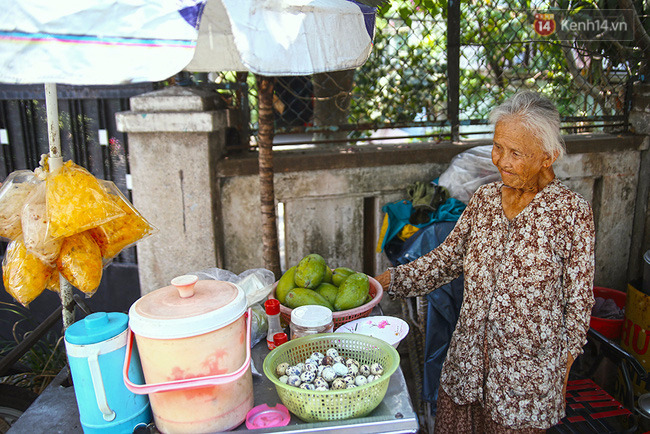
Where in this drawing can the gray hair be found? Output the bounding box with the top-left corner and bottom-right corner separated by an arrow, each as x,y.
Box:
489,91 -> 566,159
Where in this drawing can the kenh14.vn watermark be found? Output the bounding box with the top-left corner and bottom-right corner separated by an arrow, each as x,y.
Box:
532,9 -> 634,41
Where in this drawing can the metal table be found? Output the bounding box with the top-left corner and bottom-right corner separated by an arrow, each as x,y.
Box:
234,340 -> 419,433
9,340 -> 418,434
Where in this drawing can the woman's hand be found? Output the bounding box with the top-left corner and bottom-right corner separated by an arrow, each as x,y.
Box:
563,352 -> 575,397
375,270 -> 391,291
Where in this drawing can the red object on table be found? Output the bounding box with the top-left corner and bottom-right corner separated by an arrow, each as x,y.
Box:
273,333 -> 288,347
590,286 -> 626,340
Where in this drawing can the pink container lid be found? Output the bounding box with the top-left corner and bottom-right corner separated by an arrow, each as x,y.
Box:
245,404 -> 290,429
128,275 -> 246,339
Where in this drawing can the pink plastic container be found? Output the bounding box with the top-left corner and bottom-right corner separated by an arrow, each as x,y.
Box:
125,275 -> 253,433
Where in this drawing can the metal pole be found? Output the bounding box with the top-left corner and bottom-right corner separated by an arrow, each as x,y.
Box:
447,0 -> 461,142
44,83 -> 74,330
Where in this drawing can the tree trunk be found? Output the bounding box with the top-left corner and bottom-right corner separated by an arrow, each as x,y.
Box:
312,69 -> 355,143
256,75 -> 282,279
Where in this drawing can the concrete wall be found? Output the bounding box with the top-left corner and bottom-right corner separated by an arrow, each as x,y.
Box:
118,87 -> 650,294
217,139 -> 647,292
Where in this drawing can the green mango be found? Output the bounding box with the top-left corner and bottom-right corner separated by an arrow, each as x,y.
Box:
332,267 -> 356,287
334,272 -> 370,311
294,254 -> 327,289
315,282 -> 339,306
276,266 -> 297,304
284,287 -> 334,310
323,267 -> 333,284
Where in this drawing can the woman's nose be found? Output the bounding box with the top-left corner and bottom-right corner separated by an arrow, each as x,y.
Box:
499,151 -> 513,167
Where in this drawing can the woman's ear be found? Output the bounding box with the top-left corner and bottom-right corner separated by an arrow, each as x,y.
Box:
542,151 -> 558,168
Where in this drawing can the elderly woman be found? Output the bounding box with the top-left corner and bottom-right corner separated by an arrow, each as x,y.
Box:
376,91 -> 595,433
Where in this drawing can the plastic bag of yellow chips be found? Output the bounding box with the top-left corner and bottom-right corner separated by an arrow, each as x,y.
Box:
56,231 -> 103,295
46,272 -> 60,293
2,238 -> 55,306
46,161 -> 125,239
89,181 -> 157,261
0,170 -> 39,241
21,182 -> 63,265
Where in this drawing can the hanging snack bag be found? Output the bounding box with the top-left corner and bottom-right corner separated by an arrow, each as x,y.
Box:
46,161 -> 125,239
0,170 -> 39,241
57,231 -> 103,295
89,181 -> 157,261
2,238 -> 55,306
21,181 -> 63,265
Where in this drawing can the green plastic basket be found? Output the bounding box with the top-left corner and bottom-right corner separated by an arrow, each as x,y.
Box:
262,333 -> 400,422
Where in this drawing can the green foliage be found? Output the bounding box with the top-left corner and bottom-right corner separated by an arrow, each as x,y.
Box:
0,302 -> 66,395
351,1 -> 448,131
348,0 -> 646,136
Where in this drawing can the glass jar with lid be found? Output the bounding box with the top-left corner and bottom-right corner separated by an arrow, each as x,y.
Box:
289,305 -> 334,339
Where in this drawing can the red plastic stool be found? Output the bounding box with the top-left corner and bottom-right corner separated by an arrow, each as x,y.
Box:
549,378 -> 635,433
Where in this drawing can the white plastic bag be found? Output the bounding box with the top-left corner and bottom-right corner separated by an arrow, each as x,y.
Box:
189,267 -> 276,353
437,145 -> 501,204
190,267 -> 275,307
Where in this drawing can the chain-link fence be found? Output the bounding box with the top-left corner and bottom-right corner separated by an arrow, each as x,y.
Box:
195,1 -> 649,148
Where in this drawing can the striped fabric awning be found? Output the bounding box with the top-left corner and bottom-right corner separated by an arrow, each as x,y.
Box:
0,0 -> 376,85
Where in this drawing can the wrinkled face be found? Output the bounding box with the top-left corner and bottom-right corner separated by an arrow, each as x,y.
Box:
492,119 -> 554,190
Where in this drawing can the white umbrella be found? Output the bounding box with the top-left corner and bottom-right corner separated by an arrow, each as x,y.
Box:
0,0 -> 377,327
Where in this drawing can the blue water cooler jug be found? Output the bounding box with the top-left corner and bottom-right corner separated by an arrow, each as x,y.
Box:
65,312 -> 152,433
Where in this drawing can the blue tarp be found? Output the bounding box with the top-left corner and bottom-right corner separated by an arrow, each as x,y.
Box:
379,197 -> 466,254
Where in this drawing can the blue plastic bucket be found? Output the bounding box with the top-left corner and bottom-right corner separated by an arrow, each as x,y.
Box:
65,312 -> 152,433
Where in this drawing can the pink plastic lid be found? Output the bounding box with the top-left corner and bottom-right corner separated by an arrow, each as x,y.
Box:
128,275 -> 246,339
245,404 -> 290,430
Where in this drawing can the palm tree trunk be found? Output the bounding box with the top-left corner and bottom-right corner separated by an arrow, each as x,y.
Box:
256,75 -> 282,279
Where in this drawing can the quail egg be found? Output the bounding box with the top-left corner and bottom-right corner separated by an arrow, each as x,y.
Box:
367,374 -> 376,382
295,362 -> 305,372
311,352 -> 325,361
322,355 -> 334,366
300,371 -> 316,383
345,358 -> 360,369
343,375 -> 355,387
326,348 -> 339,358
287,374 -> 301,387
347,363 -> 359,376
314,377 -> 329,389
355,375 -> 368,386
279,375 -> 289,384
370,363 -> 384,376
286,365 -> 301,377
300,383 -> 316,390
359,364 -> 371,376
304,362 -> 318,373
333,356 -> 345,365
322,366 -> 337,382
276,362 -> 290,377
331,378 -> 346,390
332,362 -> 348,377
315,386 -> 329,391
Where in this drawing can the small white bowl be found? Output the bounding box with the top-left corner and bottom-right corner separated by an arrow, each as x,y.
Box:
335,316 -> 409,348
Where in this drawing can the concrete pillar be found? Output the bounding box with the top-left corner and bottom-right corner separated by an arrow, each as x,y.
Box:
116,86 -> 227,294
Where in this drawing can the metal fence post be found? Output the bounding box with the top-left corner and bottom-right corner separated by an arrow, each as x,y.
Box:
447,0 -> 461,142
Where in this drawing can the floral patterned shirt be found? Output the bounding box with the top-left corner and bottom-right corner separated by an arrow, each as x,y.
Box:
388,179 -> 595,429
